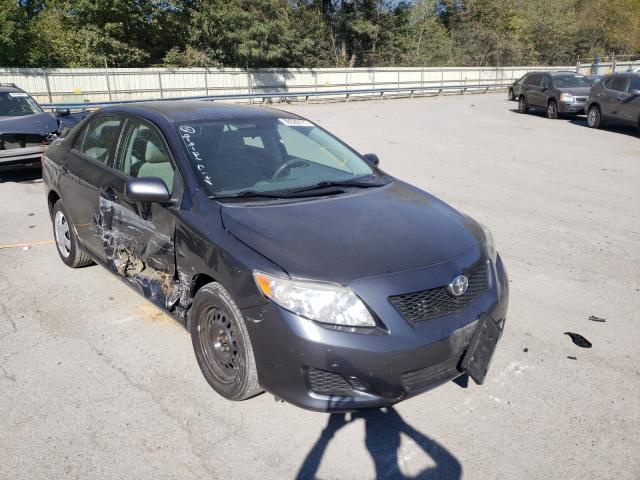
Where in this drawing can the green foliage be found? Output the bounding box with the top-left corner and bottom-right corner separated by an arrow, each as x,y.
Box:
2,0 -> 639,68
0,0 -> 28,66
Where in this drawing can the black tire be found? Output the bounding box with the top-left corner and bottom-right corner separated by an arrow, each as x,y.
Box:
546,100 -> 559,119
518,95 -> 529,113
587,104 -> 602,129
508,88 -> 515,101
52,199 -> 93,268
190,282 -> 262,401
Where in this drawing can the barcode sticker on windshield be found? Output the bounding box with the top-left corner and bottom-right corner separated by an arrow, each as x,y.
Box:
279,118 -> 314,127
8,92 -> 28,97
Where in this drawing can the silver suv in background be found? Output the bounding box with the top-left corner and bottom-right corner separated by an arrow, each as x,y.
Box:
585,73 -> 640,135
517,71 -> 591,119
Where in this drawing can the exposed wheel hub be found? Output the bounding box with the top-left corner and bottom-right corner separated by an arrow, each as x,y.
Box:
200,308 -> 240,381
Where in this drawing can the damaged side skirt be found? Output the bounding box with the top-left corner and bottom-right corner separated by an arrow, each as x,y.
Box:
97,198 -> 192,319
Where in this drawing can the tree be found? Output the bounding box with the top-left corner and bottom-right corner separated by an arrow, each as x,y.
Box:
0,0 -> 28,66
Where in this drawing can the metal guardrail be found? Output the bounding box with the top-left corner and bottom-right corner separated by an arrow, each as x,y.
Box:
41,82 -> 511,110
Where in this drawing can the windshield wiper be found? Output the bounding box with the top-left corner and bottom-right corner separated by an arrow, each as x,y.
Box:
211,178 -> 388,200
282,178 -> 388,195
211,190 -> 288,200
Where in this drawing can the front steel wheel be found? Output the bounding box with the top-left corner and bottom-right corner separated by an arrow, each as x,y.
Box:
190,282 -> 262,400
547,100 -> 558,119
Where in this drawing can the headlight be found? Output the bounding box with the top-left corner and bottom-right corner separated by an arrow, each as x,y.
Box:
560,92 -> 574,102
478,222 -> 498,263
253,271 -> 376,327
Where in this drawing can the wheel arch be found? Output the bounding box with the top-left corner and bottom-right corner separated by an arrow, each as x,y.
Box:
47,189 -> 61,219
185,273 -> 217,331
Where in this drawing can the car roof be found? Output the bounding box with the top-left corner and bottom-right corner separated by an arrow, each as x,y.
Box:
548,71 -> 584,77
0,83 -> 26,94
99,100 -> 301,123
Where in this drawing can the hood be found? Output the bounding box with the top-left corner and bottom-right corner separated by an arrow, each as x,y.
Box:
0,112 -> 59,136
557,87 -> 592,96
221,181 -> 483,285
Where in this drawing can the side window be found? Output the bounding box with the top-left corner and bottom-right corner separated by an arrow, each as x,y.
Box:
627,76 -> 640,92
78,116 -> 122,164
609,76 -> 629,92
117,119 -> 175,192
540,75 -> 550,88
527,74 -> 540,86
72,125 -> 87,151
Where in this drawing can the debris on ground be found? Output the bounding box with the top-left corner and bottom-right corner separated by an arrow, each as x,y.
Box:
564,332 -> 592,348
567,356 -> 577,360
588,315 -> 606,323
523,347 -> 529,353
21,244 -> 32,251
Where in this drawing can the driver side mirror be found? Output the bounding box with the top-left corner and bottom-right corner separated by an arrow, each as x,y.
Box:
363,153 -> 380,166
630,89 -> 640,96
125,177 -> 170,203
55,108 -> 71,116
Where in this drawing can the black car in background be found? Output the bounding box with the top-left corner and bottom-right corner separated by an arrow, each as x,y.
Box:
585,73 -> 640,134
508,74 -> 527,101
516,71 -> 591,119
42,101 -> 509,411
0,83 -> 88,170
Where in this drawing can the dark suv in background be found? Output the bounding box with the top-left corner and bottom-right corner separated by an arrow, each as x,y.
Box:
517,71 -> 591,119
585,73 -> 640,134
0,83 -> 87,170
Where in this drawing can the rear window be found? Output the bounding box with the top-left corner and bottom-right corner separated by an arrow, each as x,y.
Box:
76,116 -> 122,164
552,75 -> 589,88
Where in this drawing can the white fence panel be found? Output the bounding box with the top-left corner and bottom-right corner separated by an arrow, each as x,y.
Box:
2,64 -> 609,106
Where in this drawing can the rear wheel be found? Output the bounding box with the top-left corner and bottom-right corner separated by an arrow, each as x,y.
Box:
518,96 -> 529,113
52,200 -> 93,268
547,100 -> 559,119
190,282 -> 262,401
587,105 -> 602,129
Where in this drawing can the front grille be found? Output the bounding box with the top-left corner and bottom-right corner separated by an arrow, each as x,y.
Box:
389,263 -> 489,323
575,96 -> 588,102
0,133 -> 47,150
402,353 -> 464,393
306,368 -> 354,396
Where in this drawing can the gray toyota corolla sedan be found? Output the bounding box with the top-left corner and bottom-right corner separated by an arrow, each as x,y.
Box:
43,101 -> 509,411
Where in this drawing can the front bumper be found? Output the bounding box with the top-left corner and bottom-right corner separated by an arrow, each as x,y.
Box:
0,145 -> 45,169
558,101 -> 586,114
242,250 -> 509,411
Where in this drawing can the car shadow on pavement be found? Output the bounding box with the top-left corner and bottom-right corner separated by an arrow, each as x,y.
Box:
567,119 -> 639,138
0,167 -> 42,183
295,406 -> 462,480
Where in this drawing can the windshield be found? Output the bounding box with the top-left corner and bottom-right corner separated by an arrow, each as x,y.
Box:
176,117 -> 377,196
552,75 -> 590,88
0,92 -> 43,116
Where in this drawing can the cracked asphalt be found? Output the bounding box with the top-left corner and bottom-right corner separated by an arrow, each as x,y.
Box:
1,93 -> 639,480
